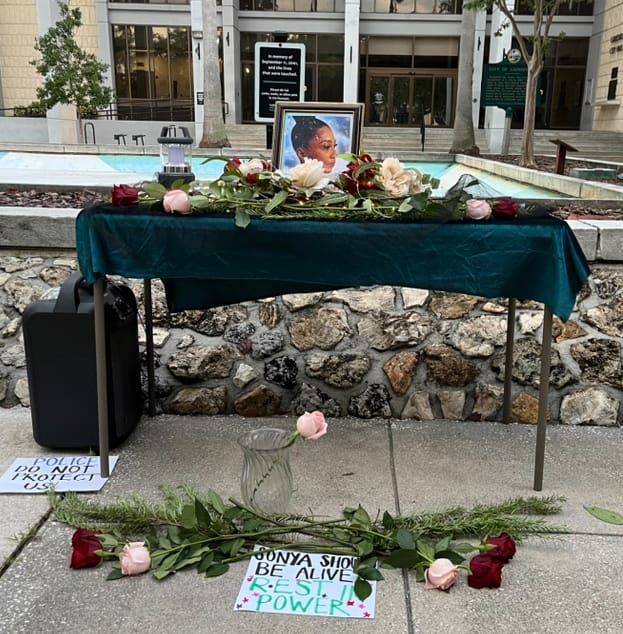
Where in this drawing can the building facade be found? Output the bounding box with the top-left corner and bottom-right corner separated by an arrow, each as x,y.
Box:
0,0 -> 619,133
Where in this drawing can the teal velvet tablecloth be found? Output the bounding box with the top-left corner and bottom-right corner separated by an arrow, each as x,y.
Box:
76,205 -> 590,321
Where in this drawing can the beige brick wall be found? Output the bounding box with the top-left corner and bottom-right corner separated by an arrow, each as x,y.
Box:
593,0 -> 623,131
0,0 -> 99,111
0,0 -> 40,110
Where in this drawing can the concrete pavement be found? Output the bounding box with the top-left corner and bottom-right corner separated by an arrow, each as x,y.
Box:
1,408 -> 623,633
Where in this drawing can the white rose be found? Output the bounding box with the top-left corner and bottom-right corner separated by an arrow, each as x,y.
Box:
238,158 -> 266,177
289,158 -> 326,188
380,157 -> 421,197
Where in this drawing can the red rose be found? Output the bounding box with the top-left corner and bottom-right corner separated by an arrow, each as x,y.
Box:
111,184 -> 139,207
224,157 -> 242,174
70,528 -> 102,569
485,532 -> 516,563
467,554 -> 503,589
492,197 -> 520,219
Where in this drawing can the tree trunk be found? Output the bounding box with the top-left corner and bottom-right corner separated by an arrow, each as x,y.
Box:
449,6 -> 479,155
519,58 -> 542,167
199,0 -> 230,148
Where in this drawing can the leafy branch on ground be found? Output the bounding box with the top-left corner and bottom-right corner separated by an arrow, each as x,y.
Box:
51,486 -> 568,599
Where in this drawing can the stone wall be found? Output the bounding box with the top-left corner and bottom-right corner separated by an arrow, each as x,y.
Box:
1,250 -> 622,427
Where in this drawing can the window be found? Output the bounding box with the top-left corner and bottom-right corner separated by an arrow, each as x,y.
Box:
608,67 -> 618,101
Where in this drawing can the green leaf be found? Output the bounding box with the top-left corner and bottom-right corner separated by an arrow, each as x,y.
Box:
207,490 -> 226,515
195,499 -> 212,529
357,566 -> 384,581
167,526 -> 182,544
106,568 -> 124,581
434,536 -> 451,554
352,505 -> 371,527
383,548 -> 421,569
398,199 -> 412,213
265,189 -> 289,213
235,208 -> 251,228
142,182 -> 167,199
173,555 -> 203,571
158,536 -> 172,550
382,510 -> 395,530
153,567 -> 173,580
435,550 -> 465,565
416,539 -> 436,563
584,506 -> 623,525
355,540 -> 374,557
197,552 -> 215,573
161,551 -> 181,570
395,528 -> 415,550
180,504 -> 196,529
204,562 -> 229,578
354,577 -> 372,601
451,542 -> 479,554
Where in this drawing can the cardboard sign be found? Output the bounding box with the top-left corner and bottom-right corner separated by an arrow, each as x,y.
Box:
0,456 -> 118,493
234,546 -> 376,619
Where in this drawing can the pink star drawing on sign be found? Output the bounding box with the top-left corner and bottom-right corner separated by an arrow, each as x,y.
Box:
359,603 -> 366,609
253,592 -> 260,597
243,597 -> 249,603
247,576 -> 254,582
364,612 -> 371,618
347,600 -> 355,607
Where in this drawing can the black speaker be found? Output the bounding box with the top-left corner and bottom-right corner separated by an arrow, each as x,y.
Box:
23,272 -> 143,449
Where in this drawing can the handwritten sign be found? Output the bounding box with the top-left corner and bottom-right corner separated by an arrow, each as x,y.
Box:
234,546 -> 376,619
0,456 -> 118,493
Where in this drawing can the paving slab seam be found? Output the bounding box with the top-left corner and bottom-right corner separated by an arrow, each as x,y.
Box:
0,505 -> 52,579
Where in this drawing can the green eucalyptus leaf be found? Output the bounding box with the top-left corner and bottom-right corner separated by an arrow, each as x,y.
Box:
205,562 -> 229,578
584,506 -> 623,525
235,208 -> 251,228
354,577 -> 372,601
383,548 -> 421,569
395,528 -> 415,550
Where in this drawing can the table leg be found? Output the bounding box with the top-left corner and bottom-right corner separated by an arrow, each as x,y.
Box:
503,298 -> 516,423
533,305 -> 553,491
143,279 -> 156,416
94,278 -> 110,478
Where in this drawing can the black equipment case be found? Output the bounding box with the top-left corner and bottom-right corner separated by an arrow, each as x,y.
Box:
22,272 -> 143,449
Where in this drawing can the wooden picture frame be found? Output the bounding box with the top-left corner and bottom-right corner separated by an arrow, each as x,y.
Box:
272,101 -> 364,177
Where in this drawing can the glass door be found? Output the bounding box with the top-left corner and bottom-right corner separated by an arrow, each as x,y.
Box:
366,71 -> 455,126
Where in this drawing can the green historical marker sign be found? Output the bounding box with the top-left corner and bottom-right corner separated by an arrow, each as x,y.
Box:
482,51 -> 528,109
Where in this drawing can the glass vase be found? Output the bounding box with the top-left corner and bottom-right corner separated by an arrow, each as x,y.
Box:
237,428 -> 294,514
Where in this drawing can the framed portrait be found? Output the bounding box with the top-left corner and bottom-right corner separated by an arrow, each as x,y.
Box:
272,102 -> 364,177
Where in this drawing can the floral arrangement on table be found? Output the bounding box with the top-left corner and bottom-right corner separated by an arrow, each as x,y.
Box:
54,416 -> 568,599
110,153 -> 525,227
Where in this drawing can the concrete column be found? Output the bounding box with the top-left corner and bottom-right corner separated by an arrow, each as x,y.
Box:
95,0 -> 114,97
190,0 -> 204,143
484,2 -> 515,153
472,9 -> 487,127
221,0 -> 241,125
343,0 -> 361,102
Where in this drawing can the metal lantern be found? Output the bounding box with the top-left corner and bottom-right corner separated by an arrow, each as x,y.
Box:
157,125 -> 195,187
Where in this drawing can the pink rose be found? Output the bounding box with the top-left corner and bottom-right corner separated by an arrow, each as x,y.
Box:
296,411 -> 327,440
119,542 -> 151,576
163,189 -> 192,215
424,558 -> 460,590
465,199 -> 492,220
